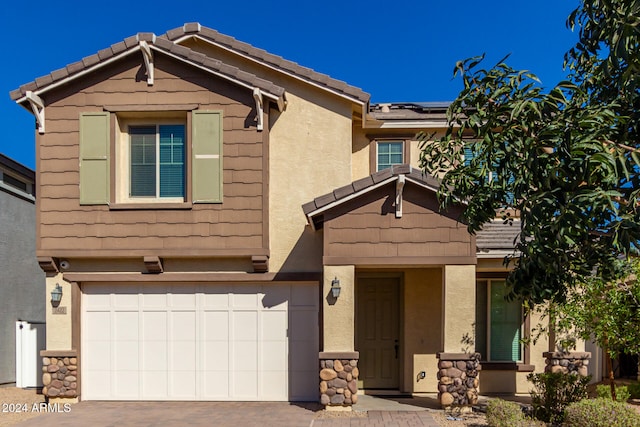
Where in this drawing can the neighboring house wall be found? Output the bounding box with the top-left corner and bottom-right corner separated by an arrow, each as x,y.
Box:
0,159 -> 44,385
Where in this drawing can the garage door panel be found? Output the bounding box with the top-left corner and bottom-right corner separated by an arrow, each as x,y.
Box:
290,341 -> 318,372
170,285 -> 197,308
115,341 -> 139,371
262,310 -> 287,340
261,341 -> 287,371
170,371 -> 196,398
202,286 -> 231,307
261,371 -> 287,400
114,289 -> 139,308
142,372 -> 167,398
232,311 -> 257,340
202,371 -> 229,398
84,340 -> 110,371
232,286 -> 260,308
86,311 -> 110,337
233,370 -> 258,397
141,285 -> 168,308
289,310 -> 317,341
114,311 -> 138,341
233,341 -> 258,368
202,311 -> 229,340
83,283 -> 318,401
290,371 -> 318,401
203,341 -> 228,369
291,286 -> 317,307
261,286 -> 289,310
114,371 -> 139,398
142,341 -> 167,371
142,311 -> 167,340
170,311 -> 197,341
83,370 -> 110,399
171,341 -> 196,371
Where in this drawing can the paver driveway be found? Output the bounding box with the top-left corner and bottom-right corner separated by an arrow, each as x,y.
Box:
13,399 -> 441,427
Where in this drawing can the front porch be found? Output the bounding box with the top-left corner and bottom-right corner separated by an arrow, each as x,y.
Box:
303,165 -> 478,407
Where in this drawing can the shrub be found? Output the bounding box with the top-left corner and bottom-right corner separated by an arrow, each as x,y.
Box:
628,382 -> 640,399
486,399 -> 524,427
595,383 -> 631,402
485,399 -> 546,427
527,372 -> 591,424
564,397 -> 640,427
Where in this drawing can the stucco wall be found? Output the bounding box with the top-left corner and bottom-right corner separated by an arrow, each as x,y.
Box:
442,265 -> 476,352
322,265 -> 355,351
45,274 -> 72,350
0,190 -> 45,383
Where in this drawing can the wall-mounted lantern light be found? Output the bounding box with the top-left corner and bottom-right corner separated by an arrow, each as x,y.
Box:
331,277 -> 341,298
51,283 -> 63,307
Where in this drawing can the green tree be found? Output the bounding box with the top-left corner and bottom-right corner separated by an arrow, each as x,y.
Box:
537,258 -> 640,400
419,0 -> 640,304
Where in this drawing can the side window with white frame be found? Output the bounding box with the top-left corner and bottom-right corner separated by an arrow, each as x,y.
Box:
377,140 -> 404,171
475,279 -> 522,362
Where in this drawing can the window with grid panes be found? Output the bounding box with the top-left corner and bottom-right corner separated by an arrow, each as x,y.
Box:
377,141 -> 403,171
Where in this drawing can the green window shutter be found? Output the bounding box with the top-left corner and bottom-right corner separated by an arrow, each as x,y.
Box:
79,112 -> 110,205
192,111 -> 223,203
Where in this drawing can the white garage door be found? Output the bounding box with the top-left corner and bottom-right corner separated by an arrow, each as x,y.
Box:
82,283 -> 318,401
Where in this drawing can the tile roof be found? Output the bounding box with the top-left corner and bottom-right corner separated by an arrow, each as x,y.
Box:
11,30 -> 287,103
162,23 -> 370,105
302,164 -> 440,216
476,219 -> 520,251
369,102 -> 450,121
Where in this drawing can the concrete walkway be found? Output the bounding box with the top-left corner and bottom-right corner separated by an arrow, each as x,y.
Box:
14,395 -> 443,427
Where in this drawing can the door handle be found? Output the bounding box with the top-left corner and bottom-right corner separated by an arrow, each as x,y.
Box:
394,339 -> 399,359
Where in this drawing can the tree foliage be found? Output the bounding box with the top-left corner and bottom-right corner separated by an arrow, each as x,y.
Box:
419,0 -> 640,304
534,258 -> 640,400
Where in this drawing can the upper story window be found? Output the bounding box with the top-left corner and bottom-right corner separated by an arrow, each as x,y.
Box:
377,141 -> 404,171
129,124 -> 185,199
79,110 -> 223,207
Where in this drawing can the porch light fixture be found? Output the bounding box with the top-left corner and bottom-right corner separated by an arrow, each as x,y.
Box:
331,277 -> 341,298
51,284 -> 63,307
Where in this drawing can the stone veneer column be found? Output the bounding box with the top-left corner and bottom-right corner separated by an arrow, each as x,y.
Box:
319,352 -> 359,407
544,351 -> 591,376
437,352 -> 481,410
41,350 -> 78,400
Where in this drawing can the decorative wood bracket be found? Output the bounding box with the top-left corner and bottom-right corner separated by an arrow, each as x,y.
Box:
139,41 -> 154,86
26,91 -> 45,134
395,174 -> 405,218
252,255 -> 269,273
253,88 -> 264,131
37,257 -> 58,274
143,256 -> 163,274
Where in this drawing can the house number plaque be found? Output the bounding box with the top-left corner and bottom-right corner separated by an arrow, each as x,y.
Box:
52,306 -> 67,315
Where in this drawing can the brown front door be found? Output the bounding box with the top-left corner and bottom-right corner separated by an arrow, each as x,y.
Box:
356,277 -> 400,389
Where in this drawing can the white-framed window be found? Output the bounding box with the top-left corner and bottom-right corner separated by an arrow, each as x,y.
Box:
129,124 -> 185,199
475,279 -> 523,362
115,115 -> 186,204
377,141 -> 404,171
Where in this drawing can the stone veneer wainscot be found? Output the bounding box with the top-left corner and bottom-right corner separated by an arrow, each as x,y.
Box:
437,352 -> 481,409
41,350 -> 78,398
544,351 -> 591,376
319,352 -> 359,407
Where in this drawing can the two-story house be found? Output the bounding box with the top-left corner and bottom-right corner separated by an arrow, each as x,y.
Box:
10,23 -> 559,405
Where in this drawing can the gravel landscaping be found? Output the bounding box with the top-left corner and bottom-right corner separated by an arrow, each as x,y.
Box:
0,387 -> 46,427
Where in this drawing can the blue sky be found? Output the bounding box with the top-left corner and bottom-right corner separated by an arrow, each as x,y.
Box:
2,0 -> 579,169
